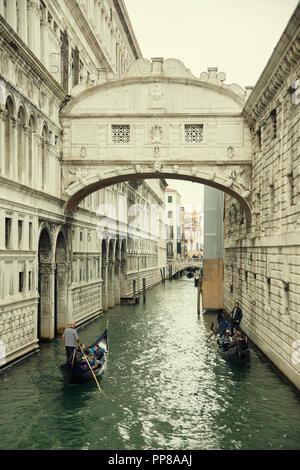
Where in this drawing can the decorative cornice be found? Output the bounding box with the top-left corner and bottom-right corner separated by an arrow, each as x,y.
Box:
64,0 -> 114,72
243,4 -> 300,128
113,0 -> 143,60
0,16 -> 66,103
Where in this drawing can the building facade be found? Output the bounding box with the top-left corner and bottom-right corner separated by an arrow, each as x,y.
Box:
165,187 -> 184,262
0,0 -> 166,367
202,186 -> 224,311
223,5 -> 300,389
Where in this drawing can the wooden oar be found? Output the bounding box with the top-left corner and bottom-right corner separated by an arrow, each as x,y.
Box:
78,344 -> 110,399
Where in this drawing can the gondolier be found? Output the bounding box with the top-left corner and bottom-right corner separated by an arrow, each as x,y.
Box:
60,327 -> 109,384
231,301 -> 243,335
62,322 -> 80,366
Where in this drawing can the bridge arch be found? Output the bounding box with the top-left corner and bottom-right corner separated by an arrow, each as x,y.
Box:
60,57 -> 253,219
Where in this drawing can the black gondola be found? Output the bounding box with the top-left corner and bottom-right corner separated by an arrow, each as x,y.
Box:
214,313 -> 249,363
60,328 -> 109,384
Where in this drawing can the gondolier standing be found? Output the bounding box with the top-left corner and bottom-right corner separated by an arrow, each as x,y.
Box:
62,322 -> 80,366
231,301 -> 243,335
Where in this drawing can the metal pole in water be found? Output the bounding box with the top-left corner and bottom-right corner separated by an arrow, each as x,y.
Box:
133,279 -> 136,304
197,278 -> 201,317
143,278 -> 146,303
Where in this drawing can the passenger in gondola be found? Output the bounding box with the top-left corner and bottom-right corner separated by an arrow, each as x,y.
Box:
86,349 -> 98,369
94,345 -> 105,361
232,331 -> 248,350
221,330 -> 233,351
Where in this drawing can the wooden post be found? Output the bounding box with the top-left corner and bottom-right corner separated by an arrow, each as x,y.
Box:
143,278 -> 146,303
133,279 -> 136,304
197,279 -> 201,317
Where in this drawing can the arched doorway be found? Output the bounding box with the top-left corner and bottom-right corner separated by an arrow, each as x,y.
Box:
101,239 -> 108,311
38,228 -> 53,342
55,232 -> 68,334
120,240 -> 127,298
108,239 -> 115,308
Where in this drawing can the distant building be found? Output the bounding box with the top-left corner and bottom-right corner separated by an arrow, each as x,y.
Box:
165,188 -> 185,261
184,208 -> 203,258
202,186 -> 224,310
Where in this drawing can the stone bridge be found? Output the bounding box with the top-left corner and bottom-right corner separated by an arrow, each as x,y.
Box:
60,57 -> 253,218
167,259 -> 203,278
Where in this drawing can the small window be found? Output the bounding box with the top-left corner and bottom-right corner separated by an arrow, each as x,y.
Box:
270,109 -> 277,139
185,124 -> 204,143
168,196 -> 172,203
287,173 -> 295,206
112,125 -> 130,144
19,272 -> 24,293
28,271 -> 32,291
29,222 -> 33,250
5,217 -> 12,249
18,220 -> 23,249
269,184 -> 275,208
257,128 -> 262,149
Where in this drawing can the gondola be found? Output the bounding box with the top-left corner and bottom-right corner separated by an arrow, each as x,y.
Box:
60,328 -> 109,384
214,312 -> 249,363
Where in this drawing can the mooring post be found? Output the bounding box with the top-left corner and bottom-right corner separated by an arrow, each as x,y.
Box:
197,278 -> 201,317
133,279 -> 136,304
143,278 -> 146,303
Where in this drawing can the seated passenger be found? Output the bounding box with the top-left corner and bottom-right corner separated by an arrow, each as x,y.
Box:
221,330 -> 232,350
94,345 -> 105,361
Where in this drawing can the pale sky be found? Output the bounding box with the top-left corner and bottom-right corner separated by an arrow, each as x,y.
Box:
124,0 -> 299,207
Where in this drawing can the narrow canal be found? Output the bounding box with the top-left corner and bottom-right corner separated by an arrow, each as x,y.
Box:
1,278 -> 300,450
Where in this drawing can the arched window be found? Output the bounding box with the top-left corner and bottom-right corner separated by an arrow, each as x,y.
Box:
5,96 -> 14,178
41,124 -> 48,190
17,106 -> 26,182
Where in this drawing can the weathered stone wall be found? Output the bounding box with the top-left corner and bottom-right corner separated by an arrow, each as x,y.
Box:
224,8 -> 300,389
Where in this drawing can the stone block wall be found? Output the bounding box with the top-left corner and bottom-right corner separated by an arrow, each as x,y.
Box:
224,12 -> 300,389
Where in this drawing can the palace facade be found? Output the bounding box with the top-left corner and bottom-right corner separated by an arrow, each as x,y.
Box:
0,0 -> 167,366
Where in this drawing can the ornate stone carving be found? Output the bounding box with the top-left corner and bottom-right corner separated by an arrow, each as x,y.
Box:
149,84 -> 165,108
162,58 -> 194,78
39,90 -> 46,109
80,146 -> 88,158
151,124 -> 162,144
16,68 -> 23,88
227,146 -> 234,159
153,161 -> 161,172
1,52 -> 9,76
153,146 -> 160,159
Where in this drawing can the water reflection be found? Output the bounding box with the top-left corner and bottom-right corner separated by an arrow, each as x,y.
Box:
1,278 -> 300,450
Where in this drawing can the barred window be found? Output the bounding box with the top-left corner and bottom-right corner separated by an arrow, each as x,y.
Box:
112,125 -> 130,143
185,124 -> 204,143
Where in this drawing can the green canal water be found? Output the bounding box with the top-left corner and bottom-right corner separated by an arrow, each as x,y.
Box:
0,279 -> 300,450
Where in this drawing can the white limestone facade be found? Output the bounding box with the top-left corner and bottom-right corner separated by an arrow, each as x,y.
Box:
165,187 -> 184,262
0,0 -> 165,367
223,5 -> 300,390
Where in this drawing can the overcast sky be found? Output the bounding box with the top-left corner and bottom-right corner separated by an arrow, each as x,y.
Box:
124,0 -> 299,207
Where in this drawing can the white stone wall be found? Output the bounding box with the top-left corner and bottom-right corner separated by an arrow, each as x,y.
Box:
224,10 -> 300,389
0,1 -> 163,367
